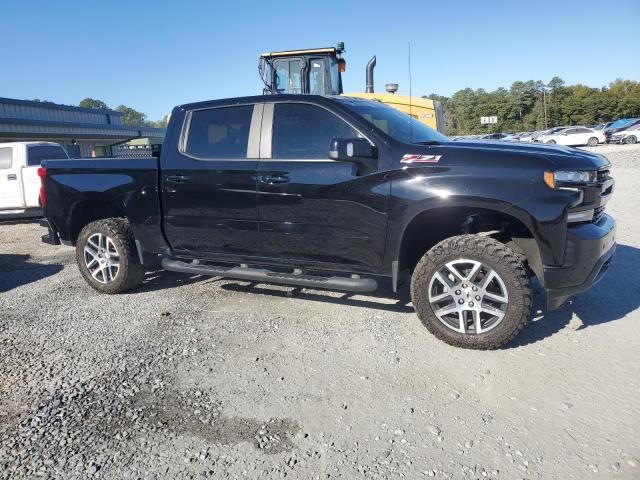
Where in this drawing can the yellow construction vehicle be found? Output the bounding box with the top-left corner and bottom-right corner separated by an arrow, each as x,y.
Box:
258,43 -> 445,133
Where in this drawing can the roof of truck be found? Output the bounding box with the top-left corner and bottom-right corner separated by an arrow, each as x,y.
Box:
174,94 -> 375,112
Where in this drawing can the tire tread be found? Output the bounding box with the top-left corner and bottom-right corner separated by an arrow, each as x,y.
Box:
410,234 -> 532,350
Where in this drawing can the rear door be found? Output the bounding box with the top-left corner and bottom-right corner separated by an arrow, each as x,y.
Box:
558,128 -> 576,145
0,146 -> 23,210
256,101 -> 389,272
573,127 -> 593,145
161,103 -> 262,258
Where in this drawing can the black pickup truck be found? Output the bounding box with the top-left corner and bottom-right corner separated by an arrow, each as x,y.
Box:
40,95 -> 616,349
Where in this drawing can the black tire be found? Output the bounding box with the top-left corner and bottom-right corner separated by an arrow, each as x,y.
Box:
546,139 -> 556,144
410,235 -> 532,350
625,135 -> 637,145
76,218 -> 145,294
587,137 -> 598,147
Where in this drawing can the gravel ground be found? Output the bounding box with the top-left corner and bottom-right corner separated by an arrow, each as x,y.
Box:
1,144 -> 639,479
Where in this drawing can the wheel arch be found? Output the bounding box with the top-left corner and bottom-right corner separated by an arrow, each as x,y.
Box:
67,199 -> 128,245
392,205 -> 543,290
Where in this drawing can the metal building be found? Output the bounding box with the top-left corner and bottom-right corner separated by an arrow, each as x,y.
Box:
0,97 -> 165,158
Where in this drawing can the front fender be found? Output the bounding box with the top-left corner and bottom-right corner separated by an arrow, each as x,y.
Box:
382,166 -> 569,279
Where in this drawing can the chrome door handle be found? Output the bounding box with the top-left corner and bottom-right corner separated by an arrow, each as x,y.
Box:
166,174 -> 189,183
7,174 -> 17,180
259,175 -> 289,184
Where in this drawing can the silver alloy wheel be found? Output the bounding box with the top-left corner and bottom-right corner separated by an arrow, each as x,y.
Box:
428,259 -> 509,334
83,233 -> 120,284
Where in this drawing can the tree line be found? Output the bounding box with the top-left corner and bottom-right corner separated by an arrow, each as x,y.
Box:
424,78 -> 640,135
78,98 -> 168,128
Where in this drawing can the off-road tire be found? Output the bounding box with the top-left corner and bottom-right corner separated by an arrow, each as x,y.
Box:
411,235 -> 532,350
587,137 -> 598,147
76,218 -> 145,294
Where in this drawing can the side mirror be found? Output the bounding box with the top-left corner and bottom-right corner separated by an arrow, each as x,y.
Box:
329,138 -> 377,161
329,138 -> 378,175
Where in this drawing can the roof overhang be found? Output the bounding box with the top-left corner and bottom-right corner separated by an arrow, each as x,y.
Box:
260,47 -> 338,58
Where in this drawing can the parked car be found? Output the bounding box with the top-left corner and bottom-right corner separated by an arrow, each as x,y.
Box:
608,124 -> 640,144
519,131 -> 545,142
537,127 -> 605,147
588,123 -> 611,131
479,132 -> 509,140
39,95 -> 616,350
604,118 -> 640,143
0,141 -> 68,218
501,133 -> 521,142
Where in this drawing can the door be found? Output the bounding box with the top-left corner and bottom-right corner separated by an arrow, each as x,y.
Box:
0,147 -> 23,210
161,103 -> 262,258
257,102 -> 389,272
573,127 -> 593,145
65,144 -> 81,158
557,128 -> 576,145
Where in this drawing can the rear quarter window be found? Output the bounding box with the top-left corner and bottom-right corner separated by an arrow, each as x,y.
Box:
27,145 -> 68,166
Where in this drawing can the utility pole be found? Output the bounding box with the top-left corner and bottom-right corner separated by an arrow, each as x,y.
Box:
543,88 -> 548,129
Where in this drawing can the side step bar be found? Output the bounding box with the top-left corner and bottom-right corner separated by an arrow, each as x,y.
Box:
161,258 -> 378,293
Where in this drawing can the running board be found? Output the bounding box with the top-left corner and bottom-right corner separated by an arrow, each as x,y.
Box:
161,258 -> 378,293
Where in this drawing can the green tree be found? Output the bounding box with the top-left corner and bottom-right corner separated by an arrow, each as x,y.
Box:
116,105 -> 147,126
426,77 -> 640,135
79,98 -> 110,110
145,115 -> 169,129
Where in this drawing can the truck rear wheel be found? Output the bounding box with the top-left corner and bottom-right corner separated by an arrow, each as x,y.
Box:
410,235 -> 532,349
76,218 -> 145,294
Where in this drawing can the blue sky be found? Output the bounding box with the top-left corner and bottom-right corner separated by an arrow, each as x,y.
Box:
1,0 -> 638,120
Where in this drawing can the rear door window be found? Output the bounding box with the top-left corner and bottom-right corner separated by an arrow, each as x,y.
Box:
185,105 -> 254,159
27,145 -> 68,166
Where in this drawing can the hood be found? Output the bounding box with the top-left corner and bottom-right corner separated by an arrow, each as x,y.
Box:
440,140 -> 610,170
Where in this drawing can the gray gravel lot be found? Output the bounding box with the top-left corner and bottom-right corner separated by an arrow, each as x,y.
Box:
1,144 -> 639,479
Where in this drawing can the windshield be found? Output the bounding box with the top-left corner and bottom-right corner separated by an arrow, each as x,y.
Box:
339,99 -> 448,144
609,118 -> 635,129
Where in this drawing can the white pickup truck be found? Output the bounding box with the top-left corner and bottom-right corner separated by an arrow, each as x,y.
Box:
0,142 -> 69,218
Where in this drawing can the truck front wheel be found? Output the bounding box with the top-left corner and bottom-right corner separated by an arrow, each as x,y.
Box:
411,235 -> 532,349
76,218 -> 145,294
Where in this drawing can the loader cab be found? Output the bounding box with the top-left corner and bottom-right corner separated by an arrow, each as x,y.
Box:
259,43 -> 346,95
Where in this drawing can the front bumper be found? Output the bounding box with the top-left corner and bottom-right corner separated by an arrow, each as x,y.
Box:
543,214 -> 616,310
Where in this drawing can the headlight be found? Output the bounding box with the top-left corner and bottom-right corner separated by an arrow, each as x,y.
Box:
544,170 -> 597,189
567,209 -> 594,223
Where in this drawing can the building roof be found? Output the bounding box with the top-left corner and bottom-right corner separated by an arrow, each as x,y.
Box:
0,96 -> 165,140
0,97 -> 121,116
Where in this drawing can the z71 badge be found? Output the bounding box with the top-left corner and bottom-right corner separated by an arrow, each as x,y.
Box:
400,154 -> 442,164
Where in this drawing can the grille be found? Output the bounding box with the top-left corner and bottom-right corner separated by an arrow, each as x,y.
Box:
593,206 -> 606,224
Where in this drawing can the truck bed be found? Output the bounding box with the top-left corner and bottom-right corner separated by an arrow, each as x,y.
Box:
41,156 -> 163,251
